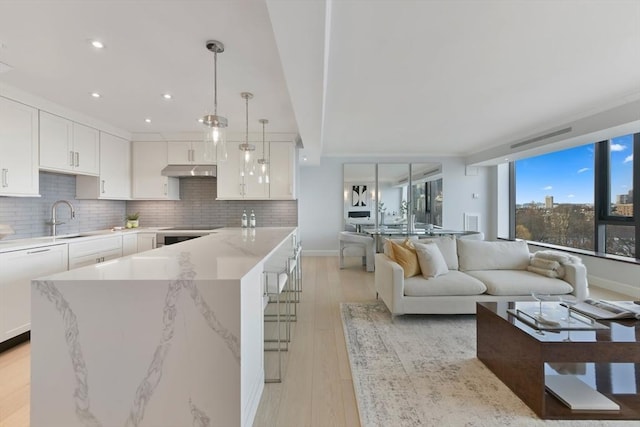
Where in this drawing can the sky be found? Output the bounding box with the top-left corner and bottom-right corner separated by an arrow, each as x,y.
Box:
515,134 -> 634,204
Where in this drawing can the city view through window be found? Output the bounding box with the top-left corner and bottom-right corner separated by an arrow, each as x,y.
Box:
515,134 -> 635,258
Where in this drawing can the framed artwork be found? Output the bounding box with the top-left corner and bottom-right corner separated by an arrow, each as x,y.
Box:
352,185 -> 368,207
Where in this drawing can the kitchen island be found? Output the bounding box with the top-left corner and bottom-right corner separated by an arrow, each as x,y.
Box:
30,226 -> 297,427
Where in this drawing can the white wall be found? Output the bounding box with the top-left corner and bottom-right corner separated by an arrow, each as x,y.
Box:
299,156 -> 492,255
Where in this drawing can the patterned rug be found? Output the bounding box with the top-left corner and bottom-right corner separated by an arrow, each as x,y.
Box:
340,302 -> 633,427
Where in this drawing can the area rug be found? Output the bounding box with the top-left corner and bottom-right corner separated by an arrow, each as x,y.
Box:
340,302 -> 632,427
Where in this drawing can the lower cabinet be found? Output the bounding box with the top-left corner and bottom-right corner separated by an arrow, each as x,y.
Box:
122,233 -> 138,256
0,244 -> 68,343
137,232 -> 156,252
68,236 -> 123,269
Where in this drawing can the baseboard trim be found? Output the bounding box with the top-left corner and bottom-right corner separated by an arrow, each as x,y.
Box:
0,331 -> 30,354
588,275 -> 640,299
302,250 -> 339,257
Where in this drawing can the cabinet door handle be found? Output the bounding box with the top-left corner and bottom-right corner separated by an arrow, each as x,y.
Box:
101,256 -> 105,262
189,149 -> 193,162
27,248 -> 51,254
101,180 -> 106,194
75,152 -> 80,167
96,257 -> 100,263
70,151 -> 75,166
163,183 -> 168,195
1,168 -> 7,187
152,237 -> 156,248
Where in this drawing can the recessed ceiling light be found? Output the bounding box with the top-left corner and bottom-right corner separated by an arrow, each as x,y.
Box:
302,155 -> 308,162
197,118 -> 204,123
91,92 -> 101,98
144,118 -> 151,123
162,93 -> 172,100
91,40 -> 104,49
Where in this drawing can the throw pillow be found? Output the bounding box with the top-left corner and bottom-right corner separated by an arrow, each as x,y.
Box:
389,240 -> 421,278
384,237 -> 418,258
417,236 -> 458,270
414,241 -> 449,278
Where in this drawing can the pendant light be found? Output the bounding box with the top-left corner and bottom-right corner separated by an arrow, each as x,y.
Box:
257,119 -> 270,184
202,40 -> 228,162
239,92 -> 256,177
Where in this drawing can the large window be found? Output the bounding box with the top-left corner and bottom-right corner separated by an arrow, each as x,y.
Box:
608,135 -> 634,217
515,144 -> 595,250
514,132 -> 638,259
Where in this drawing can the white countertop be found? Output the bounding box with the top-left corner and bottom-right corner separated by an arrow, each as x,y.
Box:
39,227 -> 296,281
0,227 -> 165,253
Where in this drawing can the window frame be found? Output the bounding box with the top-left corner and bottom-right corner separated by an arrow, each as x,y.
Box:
511,132 -> 639,260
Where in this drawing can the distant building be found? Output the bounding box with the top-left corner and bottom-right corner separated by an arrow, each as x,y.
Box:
615,204 -> 633,217
545,195 -> 554,209
616,189 -> 633,205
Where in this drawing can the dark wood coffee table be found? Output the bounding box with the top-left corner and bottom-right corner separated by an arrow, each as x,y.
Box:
476,301 -> 640,420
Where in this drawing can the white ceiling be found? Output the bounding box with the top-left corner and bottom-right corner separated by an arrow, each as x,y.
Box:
1,1 -> 639,165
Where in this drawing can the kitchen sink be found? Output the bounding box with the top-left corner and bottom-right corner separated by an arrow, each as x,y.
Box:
56,234 -> 92,239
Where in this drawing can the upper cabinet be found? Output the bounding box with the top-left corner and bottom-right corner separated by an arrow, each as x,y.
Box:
269,142 -> 296,199
76,132 -> 132,200
0,96 -> 39,197
167,141 -> 215,165
132,141 -> 180,200
216,141 -> 295,200
39,111 -> 99,176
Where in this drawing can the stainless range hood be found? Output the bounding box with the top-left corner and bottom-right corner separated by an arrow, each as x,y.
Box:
161,164 -> 217,177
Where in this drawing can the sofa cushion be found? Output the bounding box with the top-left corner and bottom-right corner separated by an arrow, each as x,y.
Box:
457,239 -> 530,271
383,236 -> 419,257
404,271 -> 487,296
416,236 -> 458,270
465,270 -> 574,296
389,240 -> 421,278
414,242 -> 449,278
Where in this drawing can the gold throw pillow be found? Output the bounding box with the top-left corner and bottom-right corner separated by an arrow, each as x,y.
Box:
389,240 -> 421,278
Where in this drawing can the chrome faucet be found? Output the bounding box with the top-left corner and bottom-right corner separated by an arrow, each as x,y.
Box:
48,200 -> 76,236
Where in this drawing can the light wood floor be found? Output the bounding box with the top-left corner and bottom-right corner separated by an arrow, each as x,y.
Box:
0,256 -> 633,427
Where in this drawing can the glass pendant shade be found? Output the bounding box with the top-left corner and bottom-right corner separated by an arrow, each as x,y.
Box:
257,118 -> 270,185
203,116 -> 227,162
202,40 -> 228,162
239,92 -> 256,178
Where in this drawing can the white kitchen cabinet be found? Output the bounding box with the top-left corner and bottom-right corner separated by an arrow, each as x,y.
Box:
132,141 -> 180,200
39,111 -> 100,176
0,244 -> 68,343
122,233 -> 138,256
216,141 -> 294,200
76,132 -> 131,199
0,96 -> 39,197
137,232 -> 156,252
216,141 -> 268,199
68,235 -> 122,269
216,142 -> 243,199
269,142 -> 296,199
167,141 -> 215,164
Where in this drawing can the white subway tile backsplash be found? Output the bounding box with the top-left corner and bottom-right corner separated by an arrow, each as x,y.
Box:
0,174 -> 297,240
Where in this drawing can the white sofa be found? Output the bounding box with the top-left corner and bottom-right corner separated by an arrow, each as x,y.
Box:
375,237 -> 589,315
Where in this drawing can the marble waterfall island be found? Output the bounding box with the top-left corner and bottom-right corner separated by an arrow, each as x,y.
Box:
31,227 -> 297,427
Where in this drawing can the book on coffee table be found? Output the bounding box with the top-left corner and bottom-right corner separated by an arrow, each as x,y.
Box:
507,308 -> 609,331
569,299 -> 640,320
545,375 -> 620,411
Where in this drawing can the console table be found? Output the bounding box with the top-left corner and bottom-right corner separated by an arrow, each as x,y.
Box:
477,301 -> 640,420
